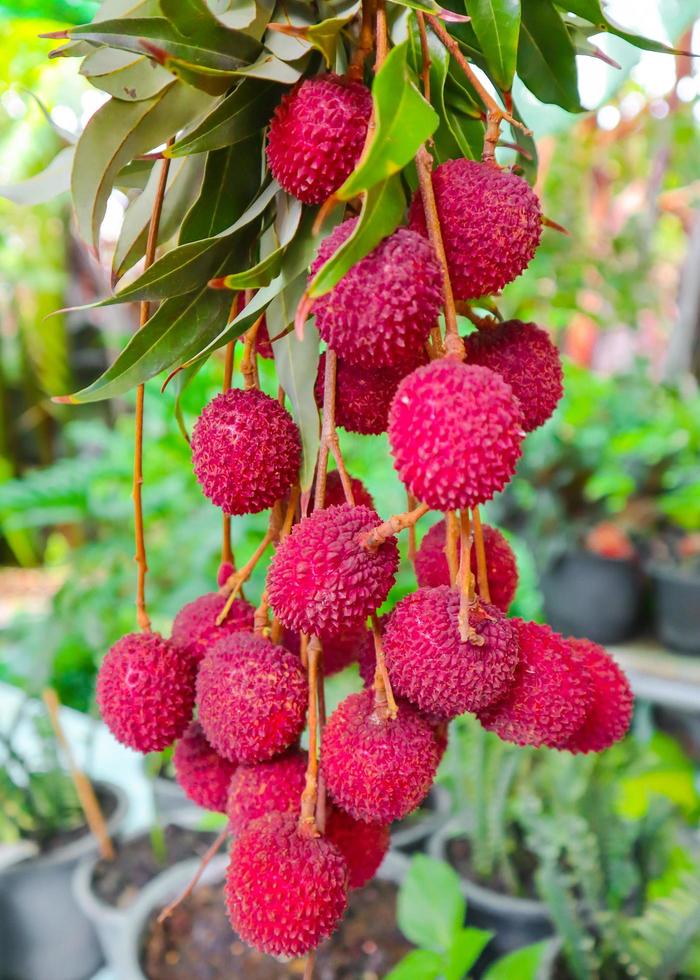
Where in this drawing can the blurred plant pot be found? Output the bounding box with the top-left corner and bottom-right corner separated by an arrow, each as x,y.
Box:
541,550 -> 643,644
152,774 -> 197,821
391,783 -> 450,856
0,780 -> 128,980
650,563 -> 700,655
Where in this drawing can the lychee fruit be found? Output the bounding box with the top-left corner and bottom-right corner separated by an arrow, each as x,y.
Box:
316,352 -> 409,436
415,519 -> 519,612
477,620 -> 593,749
320,622 -> 370,676
383,587 -> 519,719
226,811 -> 348,956
326,806 -> 390,889
173,720 -> 237,813
197,633 -> 307,763
318,469 -> 375,510
464,320 -> 563,431
216,561 -> 234,588
171,592 -> 254,665
310,220 -> 443,369
564,638 -> 634,753
266,73 -> 372,205
226,747 -> 307,833
408,158 -> 542,299
321,689 -> 440,823
388,359 -> 524,510
267,504 -> 399,636
191,387 -> 301,515
96,632 -> 195,753
255,317 -> 273,359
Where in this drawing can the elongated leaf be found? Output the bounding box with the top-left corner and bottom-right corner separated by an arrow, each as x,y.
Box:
0,146 -> 74,205
80,47 -> 173,101
554,0 -> 696,55
483,939 -> 551,980
268,0 -> 361,67
219,206 -> 315,290
209,0 -> 276,39
147,42 -> 303,91
385,950 -> 444,980
444,927 -> 493,979
264,0 -> 314,61
389,0 -> 470,18
518,0 -> 583,113
397,856 -> 465,952
466,0 -> 521,91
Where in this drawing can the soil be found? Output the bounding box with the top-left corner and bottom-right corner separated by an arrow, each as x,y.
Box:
92,825 -> 218,908
446,833 -> 539,901
142,877 -> 412,979
38,784 -> 118,856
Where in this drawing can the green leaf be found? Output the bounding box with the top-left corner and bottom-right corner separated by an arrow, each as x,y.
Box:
483,940 -> 552,980
144,45 -> 303,93
0,146 -> 74,206
466,0 -> 521,91
517,0 -> 583,113
385,949 -> 444,980
444,927 -> 493,979
397,855 -> 466,952
267,0 -> 361,67
209,0 -> 276,39
80,47 -> 173,101
389,0 -> 469,16
553,0 -> 696,55
337,41 -> 439,199
219,205 -> 314,290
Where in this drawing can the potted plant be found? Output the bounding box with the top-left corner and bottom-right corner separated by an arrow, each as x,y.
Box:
649,528 -> 700,655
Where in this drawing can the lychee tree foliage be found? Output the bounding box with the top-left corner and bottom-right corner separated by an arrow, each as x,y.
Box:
15,0 -> 684,970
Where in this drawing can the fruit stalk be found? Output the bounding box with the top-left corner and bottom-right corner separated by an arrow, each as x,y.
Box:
472,506 -> 492,603
458,508 -> 473,641
347,0 -> 376,82
360,500 -> 429,550
220,297 -> 239,572
445,511 -> 460,585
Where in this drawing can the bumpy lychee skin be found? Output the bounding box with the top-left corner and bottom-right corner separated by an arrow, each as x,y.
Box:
326,807 -> 390,889
268,504 -> 399,636
266,73 -> 372,205
310,220 -> 443,369
96,633 -> 195,753
478,620 -> 593,749
464,321 -> 563,432
171,592 -> 254,665
316,353 -> 409,436
173,720 -> 237,813
226,811 -> 348,957
197,633 -> 307,763
191,387 -> 301,516
564,638 -> 634,754
408,158 -> 542,299
321,622 -> 371,675
384,587 -> 519,719
389,359 -> 524,510
321,689 -> 440,823
415,519 -> 519,612
320,469 -> 375,511
226,748 -> 307,833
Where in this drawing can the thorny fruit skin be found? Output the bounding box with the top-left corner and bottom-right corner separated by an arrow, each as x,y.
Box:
320,469 -> 375,511
321,689 -> 440,823
310,220 -> 443,370
191,388 -> 301,516
171,592 -> 254,664
315,352 -> 416,436
464,320 -> 564,432
226,748 -> 307,833
388,359 -> 524,511
196,633 -> 307,764
415,519 -> 519,612
96,632 -> 195,753
266,73 -> 372,205
326,806 -> 390,889
225,811 -> 349,957
384,587 -> 520,719
564,637 -> 634,753
408,158 -> 542,300
173,720 -> 237,813
267,504 -> 399,636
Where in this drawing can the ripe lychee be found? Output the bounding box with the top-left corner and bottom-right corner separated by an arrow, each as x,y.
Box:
384,587 -> 519,718
477,620 -> 593,749
197,633 -> 307,763
321,689 -> 440,823
388,359 -> 524,510
225,811 -> 348,956
267,504 -> 399,636
216,561 -> 234,588
266,73 -> 372,205
464,320 -> 563,431
326,806 -> 390,889
316,353 -> 409,436
415,519 -> 519,612
255,317 -> 273,359
173,720 -> 237,813
408,158 -> 542,299
96,632 -> 195,753
226,748 -> 307,832
564,638 -> 634,753
310,220 -> 443,369
171,592 -> 254,665
318,469 -> 375,510
191,387 -> 301,516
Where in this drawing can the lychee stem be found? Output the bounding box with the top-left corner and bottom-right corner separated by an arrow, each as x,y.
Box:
299,635 -> 321,837
375,0 -> 388,70
240,311 -> 263,390
157,826 -> 228,925
416,11 -> 432,100
217,527 -> 276,621
347,0 -> 376,82
458,508 -> 473,642
220,298 -> 239,575
360,501 -> 429,551
472,506 -> 492,603
371,614 -> 398,720
254,589 -> 270,634
407,492 -> 418,564
445,511 -> 460,586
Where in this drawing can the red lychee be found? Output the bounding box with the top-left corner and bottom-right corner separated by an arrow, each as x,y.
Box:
388,359 -> 524,510
191,387 -> 301,516
96,632 -> 195,753
321,689 -> 440,823
477,620 -> 593,749
318,469 -> 375,510
216,561 -> 234,588
356,626 -> 377,689
171,592 -> 254,665
266,73 -> 372,205
326,807 -> 390,889
310,220 -> 443,369
267,504 -> 399,636
415,519 -> 519,612
225,811 -> 348,956
173,720 -> 236,813
255,317 -> 273,359
464,320 -> 563,432
321,622 -> 371,675
197,633 -> 307,763
408,158 -> 542,299
226,748 -> 307,833
384,587 -> 519,719
316,353 -> 409,436
564,638 -> 634,754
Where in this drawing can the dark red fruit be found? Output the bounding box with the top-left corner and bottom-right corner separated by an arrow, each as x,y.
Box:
319,469 -> 375,510
173,720 -> 236,813
565,638 -> 634,753
226,748 -> 307,832
315,353 -> 412,436
326,807 -> 390,889
171,592 -> 254,665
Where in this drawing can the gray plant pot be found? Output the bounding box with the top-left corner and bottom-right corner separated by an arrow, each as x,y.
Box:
650,563 -> 700,655
0,780 -> 128,980
391,784 -> 451,856
152,775 -> 197,821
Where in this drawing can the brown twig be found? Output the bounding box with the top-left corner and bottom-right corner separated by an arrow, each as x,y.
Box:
416,11 -> 431,100
303,952 -> 317,980
445,511 -> 459,586
347,0 -> 376,82
361,501 -> 429,551
298,636 -> 321,838
375,0 -> 388,71
371,614 -> 398,720
217,527 -> 277,622
471,506 -> 491,603
254,590 -> 270,635
220,301 -> 239,572
314,350 -> 354,511
240,313 -> 263,390
157,826 -> 228,924
457,510 -> 473,641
